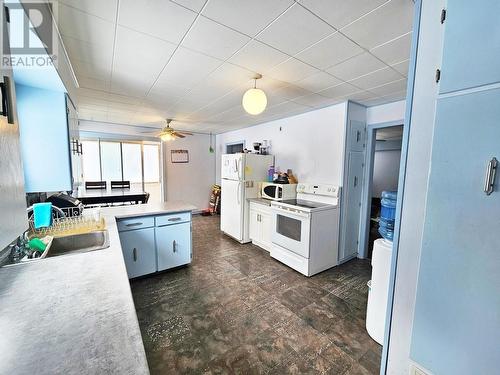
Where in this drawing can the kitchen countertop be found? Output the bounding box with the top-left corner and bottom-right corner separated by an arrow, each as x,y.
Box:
247,197 -> 273,207
0,201 -> 196,375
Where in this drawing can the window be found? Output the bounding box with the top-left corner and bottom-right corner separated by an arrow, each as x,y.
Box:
143,144 -> 160,183
81,140 -> 100,181
100,141 -> 122,182
226,142 -> 244,154
122,143 -> 142,183
80,140 -> 162,202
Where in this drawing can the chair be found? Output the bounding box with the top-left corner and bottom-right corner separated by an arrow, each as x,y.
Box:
111,180 -> 131,189
141,192 -> 150,204
85,181 -> 106,190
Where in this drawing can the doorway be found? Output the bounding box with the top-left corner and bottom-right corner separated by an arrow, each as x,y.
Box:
359,122 -> 404,259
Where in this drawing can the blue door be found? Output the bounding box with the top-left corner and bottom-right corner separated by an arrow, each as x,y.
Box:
156,222 -> 192,271
119,227 -> 157,279
409,2 -> 500,370
439,1 -> 500,93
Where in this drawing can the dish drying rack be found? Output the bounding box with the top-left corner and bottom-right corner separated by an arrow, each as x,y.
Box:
28,206 -> 105,238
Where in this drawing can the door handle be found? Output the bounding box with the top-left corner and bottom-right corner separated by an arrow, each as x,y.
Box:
168,217 -> 182,222
126,222 -> 143,227
173,240 -> 177,253
484,157 -> 498,195
354,176 -> 358,187
132,248 -> 137,262
356,130 -> 361,142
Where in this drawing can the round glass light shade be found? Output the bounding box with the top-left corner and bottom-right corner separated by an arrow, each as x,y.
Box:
242,88 -> 267,115
160,132 -> 174,141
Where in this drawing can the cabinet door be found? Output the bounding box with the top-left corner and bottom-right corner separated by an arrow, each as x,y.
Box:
119,227 -> 156,279
156,222 -> 192,271
260,210 -> 272,250
249,207 -> 260,241
348,120 -> 366,151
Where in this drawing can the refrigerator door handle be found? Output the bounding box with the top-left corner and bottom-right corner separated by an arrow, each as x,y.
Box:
237,157 -> 243,180
237,181 -> 241,205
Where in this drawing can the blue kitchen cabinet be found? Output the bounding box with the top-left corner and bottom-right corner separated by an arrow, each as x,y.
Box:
156,221 -> 192,271
119,227 -> 157,279
117,212 -> 192,278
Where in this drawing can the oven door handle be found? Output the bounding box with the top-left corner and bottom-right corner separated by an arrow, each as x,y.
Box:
272,207 -> 309,219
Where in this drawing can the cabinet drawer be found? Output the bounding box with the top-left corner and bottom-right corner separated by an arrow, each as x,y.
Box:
117,216 -> 155,232
155,212 -> 191,227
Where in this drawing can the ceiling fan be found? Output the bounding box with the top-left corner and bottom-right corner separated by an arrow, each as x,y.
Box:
144,119 -> 193,141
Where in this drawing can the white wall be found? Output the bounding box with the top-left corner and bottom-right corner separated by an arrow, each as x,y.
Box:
372,149 -> 402,198
163,134 -> 215,211
216,103 -> 348,186
367,100 -> 406,125
387,0 -> 445,373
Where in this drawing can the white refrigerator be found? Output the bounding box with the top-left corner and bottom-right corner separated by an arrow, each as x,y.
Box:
220,153 -> 274,243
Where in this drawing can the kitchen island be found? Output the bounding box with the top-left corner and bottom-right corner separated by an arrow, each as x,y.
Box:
0,201 -> 196,375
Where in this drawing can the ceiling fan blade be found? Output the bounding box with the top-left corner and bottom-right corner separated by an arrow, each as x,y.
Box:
172,132 -> 185,138
176,131 -> 193,136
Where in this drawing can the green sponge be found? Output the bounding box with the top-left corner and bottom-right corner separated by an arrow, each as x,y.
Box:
28,238 -> 47,253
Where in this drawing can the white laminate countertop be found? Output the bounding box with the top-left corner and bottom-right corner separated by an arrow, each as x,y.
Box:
247,197 -> 273,207
0,201 -> 196,375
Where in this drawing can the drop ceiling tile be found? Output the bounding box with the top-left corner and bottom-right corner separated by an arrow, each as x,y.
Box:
78,76 -> 110,91
106,92 -> 145,105
342,1 -> 414,49
171,0 -> 207,13
370,32 -> 412,65
155,47 -> 222,89
292,93 -> 334,108
295,31 -> 363,69
147,85 -> 189,106
62,35 -> 113,67
370,78 -> 407,97
298,0 -> 388,29
202,0 -> 293,36
59,0 -> 118,22
294,71 -> 342,92
349,67 -> 403,90
77,88 -> 110,101
112,26 -> 177,91
257,3 -> 334,56
182,17 -> 250,60
192,91 -> 244,118
317,82 -> 359,98
229,40 -> 289,73
203,62 -> 254,90
119,0 -> 197,44
267,58 -> 320,82
391,59 -> 410,77
72,58 -> 111,81
326,52 -> 386,81
207,105 -> 247,122
272,84 -> 311,101
58,4 -> 115,46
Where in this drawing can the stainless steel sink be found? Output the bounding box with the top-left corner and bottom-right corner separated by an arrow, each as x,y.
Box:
46,231 -> 110,258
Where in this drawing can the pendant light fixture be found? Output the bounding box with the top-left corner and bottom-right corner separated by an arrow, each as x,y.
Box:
242,73 -> 267,115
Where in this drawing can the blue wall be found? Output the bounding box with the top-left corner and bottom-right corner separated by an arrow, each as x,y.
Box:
16,84 -> 71,193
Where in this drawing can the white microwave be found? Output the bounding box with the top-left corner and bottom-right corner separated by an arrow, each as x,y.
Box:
261,183 -> 297,201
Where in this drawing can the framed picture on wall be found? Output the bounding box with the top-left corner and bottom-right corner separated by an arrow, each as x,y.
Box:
171,149 -> 189,163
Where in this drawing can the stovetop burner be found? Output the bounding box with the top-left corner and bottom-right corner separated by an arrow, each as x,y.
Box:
279,199 -> 333,209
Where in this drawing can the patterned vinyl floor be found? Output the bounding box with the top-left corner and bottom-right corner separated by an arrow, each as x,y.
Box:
131,215 -> 381,374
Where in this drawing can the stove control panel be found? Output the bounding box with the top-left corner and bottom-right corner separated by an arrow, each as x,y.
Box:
296,183 -> 340,197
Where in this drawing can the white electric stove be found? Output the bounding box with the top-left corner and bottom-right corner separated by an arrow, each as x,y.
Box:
270,183 -> 341,276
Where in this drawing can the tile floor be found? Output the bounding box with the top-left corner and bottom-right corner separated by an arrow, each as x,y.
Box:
131,215 -> 381,374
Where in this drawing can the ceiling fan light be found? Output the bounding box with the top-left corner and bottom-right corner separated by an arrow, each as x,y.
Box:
160,132 -> 174,141
242,88 -> 267,115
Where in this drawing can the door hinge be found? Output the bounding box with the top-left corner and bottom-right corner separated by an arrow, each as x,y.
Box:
435,69 -> 441,83
4,6 -> 10,23
440,9 -> 446,24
